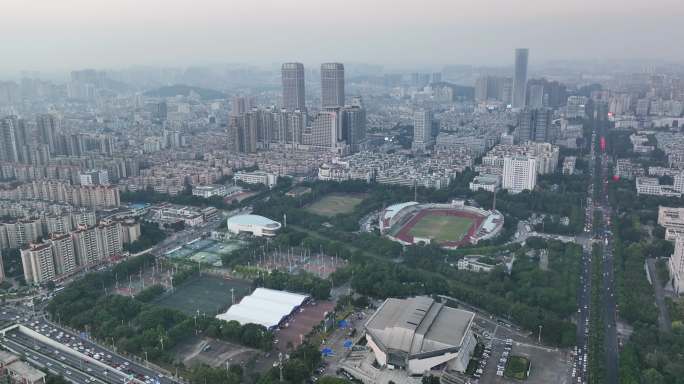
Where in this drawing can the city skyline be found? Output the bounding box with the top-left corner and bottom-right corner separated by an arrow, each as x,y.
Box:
2,0 -> 684,75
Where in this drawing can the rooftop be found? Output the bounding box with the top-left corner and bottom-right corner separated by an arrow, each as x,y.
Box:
227,214 -> 281,228
365,296 -> 474,357
6,360 -> 46,382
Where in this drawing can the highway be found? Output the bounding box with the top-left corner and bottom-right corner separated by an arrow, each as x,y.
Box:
0,306 -> 177,384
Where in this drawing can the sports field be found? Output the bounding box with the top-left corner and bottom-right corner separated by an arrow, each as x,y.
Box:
154,276 -> 252,316
165,239 -> 244,267
408,214 -> 474,243
305,193 -> 366,217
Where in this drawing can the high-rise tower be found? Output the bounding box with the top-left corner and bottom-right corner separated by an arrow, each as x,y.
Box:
281,63 -> 306,111
321,63 -> 345,108
512,48 -> 529,109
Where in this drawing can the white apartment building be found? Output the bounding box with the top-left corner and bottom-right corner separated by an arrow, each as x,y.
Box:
658,206 -> 684,241
192,184 -> 228,198
457,257 -> 495,272
469,174 -> 501,192
21,220 -> 126,285
562,156 -> 577,175
636,177 -> 683,197
670,237 -> 684,295
502,156 -> 537,193
412,110 -> 433,151
51,234 -> 77,276
79,169 -> 109,186
21,243 -> 56,285
233,170 -> 278,189
481,142 -> 559,175
615,159 -> 644,180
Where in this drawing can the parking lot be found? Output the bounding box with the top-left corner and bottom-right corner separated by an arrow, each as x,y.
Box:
473,315 -> 571,384
173,335 -> 259,368
274,300 -> 335,352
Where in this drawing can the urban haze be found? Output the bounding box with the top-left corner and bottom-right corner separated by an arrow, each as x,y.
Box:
0,2 -> 682,384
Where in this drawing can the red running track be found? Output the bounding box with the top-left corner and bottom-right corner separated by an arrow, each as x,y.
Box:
394,209 -> 485,247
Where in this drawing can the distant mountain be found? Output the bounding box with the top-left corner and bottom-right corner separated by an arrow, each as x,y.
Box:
144,84 -> 226,100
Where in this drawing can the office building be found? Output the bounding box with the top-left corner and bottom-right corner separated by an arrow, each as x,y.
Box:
341,105 -> 367,153
321,63 -> 345,108
282,63 -> 306,111
512,48 -> 529,109
566,96 -> 588,119
517,108 -> 555,143
527,83 -> 544,108
474,76 -> 509,102
502,156 -> 537,193
412,109 -> 433,151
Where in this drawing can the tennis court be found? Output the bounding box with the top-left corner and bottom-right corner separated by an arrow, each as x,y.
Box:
154,275 -> 253,316
165,239 -> 245,266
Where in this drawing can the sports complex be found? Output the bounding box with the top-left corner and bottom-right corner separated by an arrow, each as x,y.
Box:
379,200 -> 504,248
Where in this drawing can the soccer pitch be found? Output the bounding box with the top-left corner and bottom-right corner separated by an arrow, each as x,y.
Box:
154,276 -> 252,316
305,193 -> 366,217
408,214 -> 474,243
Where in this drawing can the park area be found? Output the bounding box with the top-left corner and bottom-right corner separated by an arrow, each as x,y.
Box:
154,275 -> 252,316
408,213 -> 474,243
305,193 -> 366,217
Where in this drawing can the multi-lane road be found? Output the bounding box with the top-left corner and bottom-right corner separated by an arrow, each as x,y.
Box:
0,306 -> 177,384
575,110 -> 620,384
597,148 -> 619,384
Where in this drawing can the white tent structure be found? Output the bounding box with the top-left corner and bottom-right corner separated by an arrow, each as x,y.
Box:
215,287 -> 309,329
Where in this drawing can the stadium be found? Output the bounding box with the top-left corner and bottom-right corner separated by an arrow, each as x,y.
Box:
379,200 -> 504,248
226,214 -> 282,237
364,296 -> 477,374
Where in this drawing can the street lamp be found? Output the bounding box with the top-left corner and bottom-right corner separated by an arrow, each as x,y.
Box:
538,325 -> 542,344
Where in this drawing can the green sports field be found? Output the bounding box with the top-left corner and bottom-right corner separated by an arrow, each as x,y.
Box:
408,214 -> 474,243
305,193 -> 367,217
154,276 -> 252,316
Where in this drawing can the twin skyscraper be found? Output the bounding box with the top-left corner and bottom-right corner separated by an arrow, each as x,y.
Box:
281,62 -> 346,111
230,62 -> 365,154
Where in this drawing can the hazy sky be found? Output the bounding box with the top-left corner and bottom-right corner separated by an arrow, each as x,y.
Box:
2,0 -> 683,75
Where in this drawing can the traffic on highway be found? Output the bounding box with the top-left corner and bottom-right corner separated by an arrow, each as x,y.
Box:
0,300 -> 177,384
